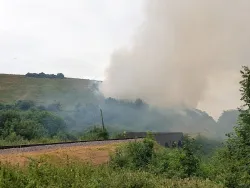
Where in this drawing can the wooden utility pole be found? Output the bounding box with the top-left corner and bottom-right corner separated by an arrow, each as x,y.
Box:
100,109 -> 105,130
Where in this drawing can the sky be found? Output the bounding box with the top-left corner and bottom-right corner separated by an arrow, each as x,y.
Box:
0,0 -> 144,80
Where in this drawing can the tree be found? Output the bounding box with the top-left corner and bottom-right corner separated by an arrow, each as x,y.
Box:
56,73 -> 65,79
224,66 -> 250,187
134,98 -> 148,109
180,135 -> 200,177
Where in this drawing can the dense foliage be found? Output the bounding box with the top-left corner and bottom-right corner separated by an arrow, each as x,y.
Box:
0,100 -> 109,145
110,135 -> 202,178
0,104 -> 64,141
70,97 -> 221,137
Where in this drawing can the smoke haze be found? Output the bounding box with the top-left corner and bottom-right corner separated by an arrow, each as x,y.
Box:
101,0 -> 250,118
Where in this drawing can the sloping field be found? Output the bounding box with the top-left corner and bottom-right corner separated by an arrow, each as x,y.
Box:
0,74 -> 98,107
0,142 -> 121,166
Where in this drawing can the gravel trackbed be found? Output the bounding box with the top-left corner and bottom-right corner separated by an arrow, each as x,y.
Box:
0,139 -> 141,155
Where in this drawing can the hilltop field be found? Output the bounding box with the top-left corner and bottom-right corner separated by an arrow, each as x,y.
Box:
0,74 -> 98,107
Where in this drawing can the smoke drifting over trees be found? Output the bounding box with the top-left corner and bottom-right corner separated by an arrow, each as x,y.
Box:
101,0 -> 250,118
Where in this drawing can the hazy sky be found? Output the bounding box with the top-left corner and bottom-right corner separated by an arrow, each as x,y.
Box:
0,0 -> 144,80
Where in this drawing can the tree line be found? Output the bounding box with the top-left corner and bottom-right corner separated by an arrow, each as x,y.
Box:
25,72 -> 65,79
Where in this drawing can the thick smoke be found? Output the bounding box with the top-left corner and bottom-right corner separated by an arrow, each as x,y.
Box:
101,0 -> 250,117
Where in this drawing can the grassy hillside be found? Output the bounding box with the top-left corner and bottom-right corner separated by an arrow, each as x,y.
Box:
0,74 -> 238,136
0,74 -> 98,109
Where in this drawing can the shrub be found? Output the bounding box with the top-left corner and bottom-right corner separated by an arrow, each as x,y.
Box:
80,126 -> 109,141
15,100 -> 35,110
180,136 -> 201,177
110,137 -> 155,170
110,135 -> 203,179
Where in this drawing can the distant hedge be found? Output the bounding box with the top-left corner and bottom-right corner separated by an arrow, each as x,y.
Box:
25,72 -> 65,79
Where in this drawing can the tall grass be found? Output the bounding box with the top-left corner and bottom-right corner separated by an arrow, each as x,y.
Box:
0,157 -> 223,188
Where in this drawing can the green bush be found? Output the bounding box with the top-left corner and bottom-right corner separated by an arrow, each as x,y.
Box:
149,147 -> 183,177
180,136 -> 201,177
110,137 -> 155,170
194,135 -> 223,156
80,126 -> 109,141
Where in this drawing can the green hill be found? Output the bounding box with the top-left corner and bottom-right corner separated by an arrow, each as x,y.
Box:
0,74 -> 239,137
0,74 -> 99,109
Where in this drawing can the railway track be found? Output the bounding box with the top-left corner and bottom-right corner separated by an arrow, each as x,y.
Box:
0,138 -> 143,154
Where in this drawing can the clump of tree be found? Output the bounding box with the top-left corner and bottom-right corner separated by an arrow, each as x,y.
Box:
0,108 -> 66,142
0,101 -> 110,145
25,72 -> 65,79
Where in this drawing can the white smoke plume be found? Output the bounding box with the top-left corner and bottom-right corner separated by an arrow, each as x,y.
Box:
101,0 -> 250,118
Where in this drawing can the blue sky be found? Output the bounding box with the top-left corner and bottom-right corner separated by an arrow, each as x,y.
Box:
0,0 -> 144,80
